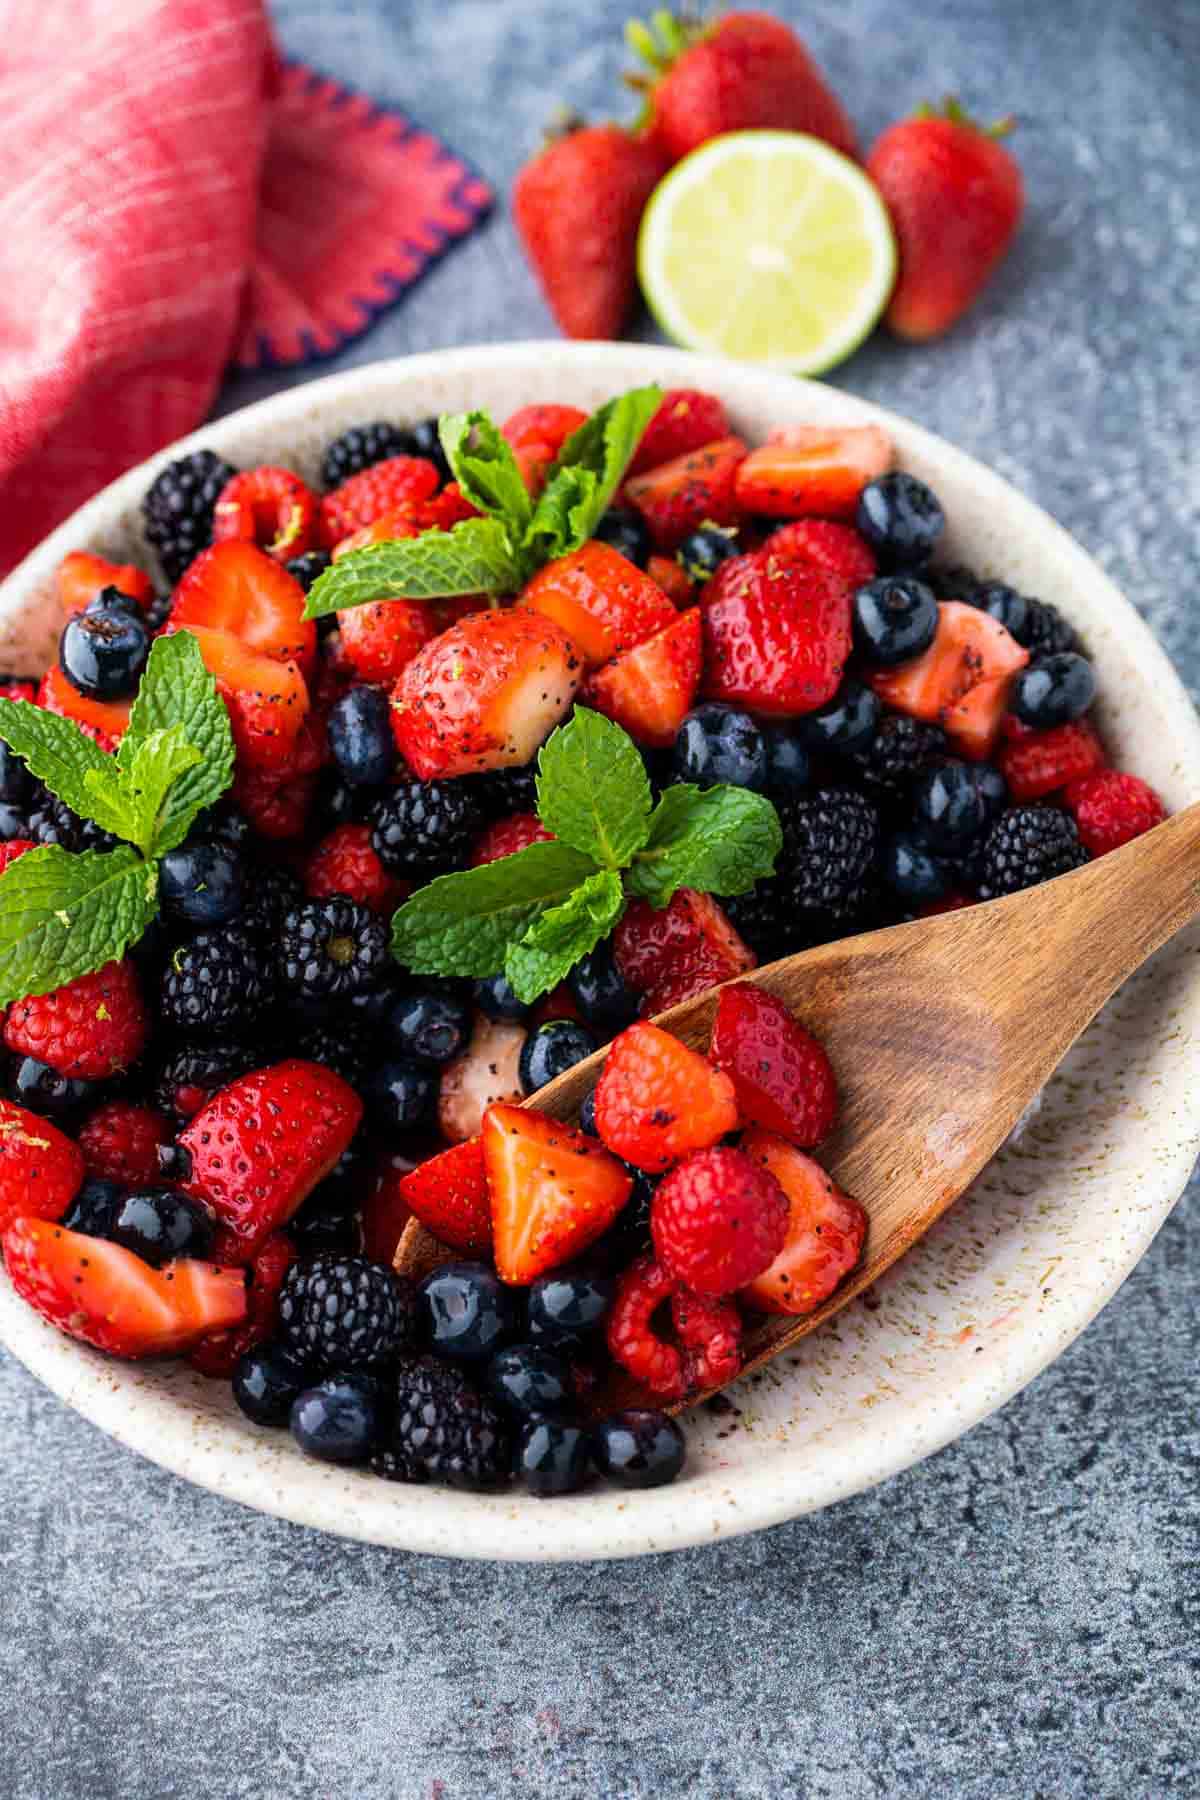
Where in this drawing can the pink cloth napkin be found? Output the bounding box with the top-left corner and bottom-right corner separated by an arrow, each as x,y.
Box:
0,0 -> 492,578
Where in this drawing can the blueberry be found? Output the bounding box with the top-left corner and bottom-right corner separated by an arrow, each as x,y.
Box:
328,686 -> 396,787
473,971 -> 531,1022
84,585 -> 142,621
0,741 -> 30,807
421,1262 -> 521,1362
883,831 -> 948,903
1010,653 -> 1097,729
109,1188 -> 214,1266
11,1056 -> 95,1119
518,1418 -> 591,1496
60,1176 -> 123,1238
673,704 -> 768,791
290,1374 -> 380,1463
579,1089 -> 598,1137
855,473 -> 945,569
158,840 -> 244,927
364,1057 -> 438,1134
798,680 -> 881,753
567,940 -> 638,1033
58,608 -> 148,700
970,581 -> 1029,639
233,1342 -> 310,1427
518,1021 -> 598,1096
763,727 -> 810,795
528,1269 -> 615,1343
592,507 -> 651,568
913,761 -> 987,849
971,763 -> 1008,820
387,989 -> 472,1067
677,526 -> 739,583
0,801 -> 30,841
592,1409 -> 686,1488
341,975 -> 403,1034
487,1344 -> 573,1418
404,416 -> 452,482
852,574 -> 939,665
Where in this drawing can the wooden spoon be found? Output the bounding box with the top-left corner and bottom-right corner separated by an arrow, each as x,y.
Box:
396,801 -> 1200,1412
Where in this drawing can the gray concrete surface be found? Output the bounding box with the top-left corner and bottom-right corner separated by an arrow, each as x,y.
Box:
2,2 -> 1198,1795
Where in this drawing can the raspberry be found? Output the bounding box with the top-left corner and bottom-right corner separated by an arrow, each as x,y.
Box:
4,958 -> 146,1078
371,1355 -> 511,1490
320,455 -> 442,546
371,780 -> 482,878
212,467 -> 320,562
189,1232 -> 296,1378
1000,719 -> 1104,802
671,1287 -> 743,1390
605,1254 -> 684,1399
142,449 -> 238,583
0,838 -> 35,874
766,519 -> 877,587
469,812 -> 555,866
278,1254 -> 421,1372
277,897 -> 390,1002
77,1101 -> 170,1186
229,764 -> 316,841
0,675 -> 39,704
974,805 -> 1088,899
651,1146 -> 788,1296
304,824 -> 405,914
159,924 -> 272,1039
320,421 -> 414,491
1064,769 -> 1167,857
152,1040 -> 260,1121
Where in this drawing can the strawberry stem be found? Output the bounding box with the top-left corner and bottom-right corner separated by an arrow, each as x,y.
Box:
915,94 -> 1016,137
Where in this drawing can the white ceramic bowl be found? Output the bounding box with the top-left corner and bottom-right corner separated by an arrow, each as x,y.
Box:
2,342 -> 1198,1562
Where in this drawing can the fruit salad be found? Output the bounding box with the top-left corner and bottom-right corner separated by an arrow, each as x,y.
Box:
0,385 -> 1167,1500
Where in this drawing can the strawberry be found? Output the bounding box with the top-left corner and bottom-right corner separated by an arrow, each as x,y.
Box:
470,813 -> 555,867
700,551 -> 853,716
868,602 -> 1028,759
304,822 -> 406,913
592,1020 -> 739,1172
180,624 -> 309,772
2,1217 -> 247,1359
390,607 -> 582,779
170,542 -> 316,674
614,889 -> 755,1013
0,839 -> 35,876
919,891 -> 974,917
0,1099 -> 83,1235
867,100 -> 1024,341
77,1100 -> 170,1187
652,1144 -> 788,1296
320,455 -> 442,545
624,437 -> 749,551
709,985 -> 837,1148
398,1137 -> 492,1256
4,958 -> 146,1079
337,597 -> 437,684
37,665 -> 130,750
627,388 -> 731,477
438,1015 -> 527,1144
647,553 -> 694,606
361,1151 -> 417,1265
188,1230 -> 296,1378
0,678 -> 37,706
765,519 -> 877,588
180,1059 -> 363,1262
735,426 -> 894,521
738,1128 -> 867,1315
212,467 -> 320,562
1000,719 -> 1105,802
501,405 -> 588,456
627,10 -> 856,164
56,551 -> 154,620
513,122 -> 667,339
521,541 -> 677,667
583,607 -> 702,749
482,1101 -> 632,1284
1065,769 -> 1167,858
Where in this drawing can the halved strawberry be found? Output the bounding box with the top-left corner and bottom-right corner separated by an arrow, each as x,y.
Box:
623,437 -> 749,551
584,607 -> 703,749
391,608 -> 582,779
56,551 -> 154,620
738,1129 -> 867,1315
592,1021 -> 739,1173
700,551 -> 853,716
337,597 -> 437,684
399,1137 -> 492,1256
0,1099 -> 84,1235
212,467 -> 320,562
868,601 -> 1029,759
37,666 -> 130,749
482,1102 -> 632,1284
2,1217 -> 247,1358
709,985 -> 837,1147
647,553 -> 695,606
179,625 -> 309,771
614,890 -> 755,1013
765,519 -> 877,587
188,1230 -> 296,1378
521,541 -> 678,667
470,813 -> 555,867
170,542 -> 316,674
737,425 -> 895,520
628,389 -> 731,477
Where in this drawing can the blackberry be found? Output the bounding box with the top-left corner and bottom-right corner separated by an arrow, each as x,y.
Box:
293,1023 -> 366,1088
285,549 -> 332,594
776,788 -> 881,916
471,760 -> 539,818
404,416 -> 452,483
287,1191 -> 362,1255
372,781 -> 481,877
320,420 -> 411,491
974,805 -> 1088,900
845,714 -> 949,804
142,449 -> 237,583
723,879 -> 792,962
239,863 -> 304,940
142,590 -> 173,636
26,792 -> 119,855
278,1253 -> 421,1372
1022,597 -> 1079,657
370,1355 -> 511,1490
278,898 -> 390,1002
159,924 -> 272,1038
926,563 -> 981,601
152,1039 -> 258,1121
313,769 -> 374,832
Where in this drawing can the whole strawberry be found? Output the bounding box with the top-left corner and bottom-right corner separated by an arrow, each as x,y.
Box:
513,122 -> 668,339
867,99 -> 1024,341
626,10 -> 856,164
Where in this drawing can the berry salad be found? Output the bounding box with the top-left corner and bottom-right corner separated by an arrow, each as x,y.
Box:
0,385 -> 1168,1500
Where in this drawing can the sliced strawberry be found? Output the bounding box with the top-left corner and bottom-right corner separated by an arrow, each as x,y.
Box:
868,601 -> 1029,760
37,666 -> 130,749
593,1021 -> 739,1173
739,425 -> 895,520
399,1137 -> 492,1256
500,404 -> 588,456
700,551 -> 853,716
337,597 -> 437,684
709,985 -> 837,1147
0,1099 -> 84,1235
179,624 -> 309,771
56,551 -> 154,620
212,467 -> 320,562
391,608 -> 582,779
584,608 -> 703,749
624,437 -> 749,551
188,1230 -> 296,1377
170,542 -> 316,674
941,674 -> 1016,760
628,389 -> 731,477
482,1102 -> 632,1284
1000,718 -> 1105,801
438,1015 -> 528,1144
647,553 -> 695,606
738,1129 -> 867,1315
766,519 -> 877,587
614,890 -> 756,1013
520,541 -> 678,668
2,1217 -> 247,1358
470,813 -> 555,867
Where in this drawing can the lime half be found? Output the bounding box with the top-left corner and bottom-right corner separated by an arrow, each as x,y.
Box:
638,130 -> 897,374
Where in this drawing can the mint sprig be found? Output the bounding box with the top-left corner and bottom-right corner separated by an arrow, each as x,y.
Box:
0,631 -> 235,1006
389,707 -> 782,1005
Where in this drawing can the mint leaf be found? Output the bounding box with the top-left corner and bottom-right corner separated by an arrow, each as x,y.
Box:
0,699 -> 121,831
535,708 -> 652,869
119,631 -> 235,856
390,840 -> 598,978
0,845 -> 159,1007
505,870 -> 625,1006
304,519 -> 521,619
524,385 -> 662,562
626,785 -> 783,909
439,412 -> 532,539
112,729 -> 203,857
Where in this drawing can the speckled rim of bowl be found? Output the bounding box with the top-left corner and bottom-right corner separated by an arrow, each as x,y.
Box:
1,342 -> 1198,1563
